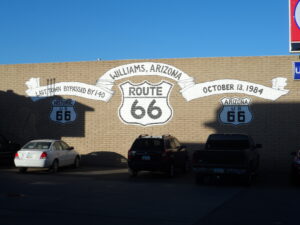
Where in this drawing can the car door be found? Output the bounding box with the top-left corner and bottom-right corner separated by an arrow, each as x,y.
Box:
60,141 -> 75,166
52,141 -> 66,166
172,137 -> 187,168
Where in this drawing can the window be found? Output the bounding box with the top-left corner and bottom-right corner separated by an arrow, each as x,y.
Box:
60,141 -> 70,150
53,142 -> 63,151
173,138 -> 181,148
170,139 -> 177,149
23,141 -> 52,150
131,138 -> 163,152
166,139 -> 176,149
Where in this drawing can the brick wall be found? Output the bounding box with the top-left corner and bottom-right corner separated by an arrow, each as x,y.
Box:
0,55 -> 299,170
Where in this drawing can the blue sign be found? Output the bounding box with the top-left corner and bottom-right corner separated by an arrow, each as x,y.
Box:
294,62 -> 300,80
50,99 -> 77,124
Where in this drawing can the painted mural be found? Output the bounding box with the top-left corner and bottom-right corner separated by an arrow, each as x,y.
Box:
25,62 -> 289,126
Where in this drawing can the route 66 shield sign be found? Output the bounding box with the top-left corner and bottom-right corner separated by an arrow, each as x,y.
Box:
50,99 -> 77,124
119,80 -> 173,126
219,97 -> 253,125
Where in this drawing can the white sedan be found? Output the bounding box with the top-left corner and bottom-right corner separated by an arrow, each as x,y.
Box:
14,139 -> 80,173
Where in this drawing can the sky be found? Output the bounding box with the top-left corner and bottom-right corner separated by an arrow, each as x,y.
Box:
0,0 -> 293,65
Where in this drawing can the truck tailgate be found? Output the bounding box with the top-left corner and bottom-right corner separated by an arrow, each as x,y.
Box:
193,150 -> 248,168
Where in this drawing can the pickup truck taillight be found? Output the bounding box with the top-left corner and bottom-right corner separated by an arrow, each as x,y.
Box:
40,152 -> 47,159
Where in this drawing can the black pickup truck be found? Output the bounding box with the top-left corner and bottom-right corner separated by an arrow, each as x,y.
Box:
193,134 -> 261,185
0,135 -> 20,166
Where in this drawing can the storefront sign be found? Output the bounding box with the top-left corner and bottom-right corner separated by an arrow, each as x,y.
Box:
219,97 -> 252,125
290,0 -> 300,52
118,81 -> 173,126
294,62 -> 300,79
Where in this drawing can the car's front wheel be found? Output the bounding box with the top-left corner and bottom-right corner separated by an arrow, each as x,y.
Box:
73,156 -> 80,169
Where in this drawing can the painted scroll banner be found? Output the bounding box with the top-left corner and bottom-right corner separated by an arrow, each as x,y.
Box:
26,63 -> 289,102
181,79 -> 289,101
96,63 -> 289,101
26,78 -> 111,101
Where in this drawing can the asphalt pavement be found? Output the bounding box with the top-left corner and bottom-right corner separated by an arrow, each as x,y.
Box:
0,166 -> 299,225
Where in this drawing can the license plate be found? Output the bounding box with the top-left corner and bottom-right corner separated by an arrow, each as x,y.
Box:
142,156 -> 151,160
213,168 -> 224,173
26,153 -> 32,159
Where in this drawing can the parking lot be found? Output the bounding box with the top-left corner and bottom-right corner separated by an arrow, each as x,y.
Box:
0,166 -> 299,225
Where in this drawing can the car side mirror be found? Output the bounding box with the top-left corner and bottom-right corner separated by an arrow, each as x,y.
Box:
68,146 -> 74,150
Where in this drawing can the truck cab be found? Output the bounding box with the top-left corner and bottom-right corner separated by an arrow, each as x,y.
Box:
193,134 -> 261,185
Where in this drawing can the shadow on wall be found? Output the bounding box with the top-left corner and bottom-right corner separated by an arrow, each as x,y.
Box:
0,90 -> 94,146
182,142 -> 205,152
203,102 -> 300,171
182,142 -> 205,160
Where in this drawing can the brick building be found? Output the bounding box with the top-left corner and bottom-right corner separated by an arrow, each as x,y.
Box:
0,55 -> 299,170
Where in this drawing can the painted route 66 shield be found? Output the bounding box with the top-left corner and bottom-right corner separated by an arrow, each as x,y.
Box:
219,97 -> 253,125
50,99 -> 77,124
119,80 -> 173,126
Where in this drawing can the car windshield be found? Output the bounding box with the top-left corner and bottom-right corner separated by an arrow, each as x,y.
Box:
131,138 -> 164,152
23,141 -> 52,150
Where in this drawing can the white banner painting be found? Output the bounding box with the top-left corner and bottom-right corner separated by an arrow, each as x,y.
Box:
25,62 -> 289,102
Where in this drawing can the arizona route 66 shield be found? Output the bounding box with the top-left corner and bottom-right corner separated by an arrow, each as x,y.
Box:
219,97 -> 253,125
119,80 -> 173,126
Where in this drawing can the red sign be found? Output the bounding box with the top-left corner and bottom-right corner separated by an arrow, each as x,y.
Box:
290,0 -> 300,52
